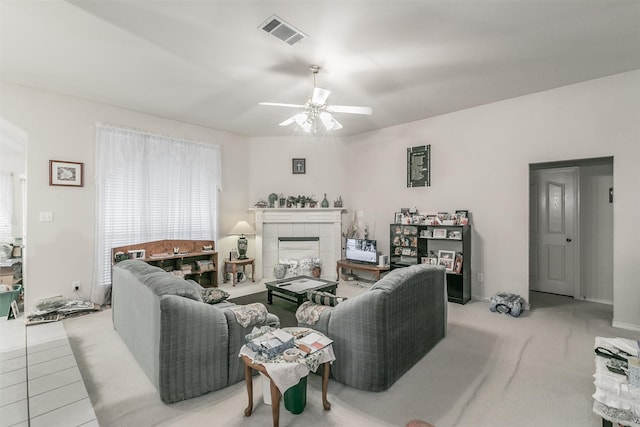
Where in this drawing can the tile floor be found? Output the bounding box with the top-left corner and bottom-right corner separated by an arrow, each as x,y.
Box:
0,313 -> 97,427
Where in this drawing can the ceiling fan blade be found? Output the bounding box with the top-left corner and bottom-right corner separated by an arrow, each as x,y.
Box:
278,116 -> 297,126
278,113 -> 307,127
326,105 -> 373,115
260,102 -> 305,108
311,87 -> 331,105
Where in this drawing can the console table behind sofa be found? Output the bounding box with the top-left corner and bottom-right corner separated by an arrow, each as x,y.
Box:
112,239 -> 219,287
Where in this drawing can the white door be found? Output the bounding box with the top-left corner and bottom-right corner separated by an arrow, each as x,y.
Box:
529,167 -> 578,296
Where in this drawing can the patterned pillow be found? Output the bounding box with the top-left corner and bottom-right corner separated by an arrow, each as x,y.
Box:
307,290 -> 346,307
201,288 -> 230,304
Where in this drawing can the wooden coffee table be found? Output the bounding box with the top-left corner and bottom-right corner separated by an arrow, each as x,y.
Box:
265,276 -> 338,307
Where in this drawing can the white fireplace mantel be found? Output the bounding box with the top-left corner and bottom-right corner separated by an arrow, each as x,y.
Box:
250,208 -> 345,280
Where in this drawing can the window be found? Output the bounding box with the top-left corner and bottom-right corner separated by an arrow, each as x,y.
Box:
0,172 -> 13,243
93,124 -> 221,303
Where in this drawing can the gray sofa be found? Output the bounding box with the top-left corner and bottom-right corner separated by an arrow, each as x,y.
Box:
297,264 -> 447,391
112,260 -> 279,403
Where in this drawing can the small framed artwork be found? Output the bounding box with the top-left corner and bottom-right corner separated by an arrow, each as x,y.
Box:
292,158 -> 306,174
49,160 -> 83,187
432,228 -> 448,239
127,249 -> 146,259
394,212 -> 403,224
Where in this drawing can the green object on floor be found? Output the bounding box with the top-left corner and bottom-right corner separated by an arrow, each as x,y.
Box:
0,284 -> 22,317
283,375 -> 307,414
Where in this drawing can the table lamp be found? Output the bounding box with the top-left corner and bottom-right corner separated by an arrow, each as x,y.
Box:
228,220 -> 255,260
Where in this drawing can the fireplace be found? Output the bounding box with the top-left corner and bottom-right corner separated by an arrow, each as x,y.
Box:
251,208 -> 344,279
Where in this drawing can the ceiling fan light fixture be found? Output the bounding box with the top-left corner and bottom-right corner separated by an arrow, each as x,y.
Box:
294,113 -> 308,126
319,111 -> 335,130
259,64 -> 372,134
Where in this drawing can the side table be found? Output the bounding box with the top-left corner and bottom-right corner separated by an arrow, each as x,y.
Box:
336,259 -> 389,282
223,258 -> 255,286
239,329 -> 334,427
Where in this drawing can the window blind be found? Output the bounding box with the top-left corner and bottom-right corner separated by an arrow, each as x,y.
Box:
93,124 -> 221,303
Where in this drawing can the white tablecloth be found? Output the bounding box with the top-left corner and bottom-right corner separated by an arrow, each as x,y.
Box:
593,337 -> 640,426
239,327 -> 336,394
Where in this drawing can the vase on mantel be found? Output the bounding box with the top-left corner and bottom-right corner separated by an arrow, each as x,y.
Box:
321,193 -> 329,208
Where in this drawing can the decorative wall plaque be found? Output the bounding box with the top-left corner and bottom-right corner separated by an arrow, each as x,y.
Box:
407,145 -> 430,187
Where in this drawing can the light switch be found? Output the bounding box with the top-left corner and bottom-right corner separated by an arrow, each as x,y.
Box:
39,211 -> 53,222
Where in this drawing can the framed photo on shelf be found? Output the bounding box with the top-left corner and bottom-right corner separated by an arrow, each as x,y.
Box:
394,212 -> 403,224
438,257 -> 454,271
449,230 -> 462,240
454,253 -> 463,274
49,160 -> 83,187
438,249 -> 456,271
421,256 -> 438,265
432,228 -> 447,239
127,249 -> 146,259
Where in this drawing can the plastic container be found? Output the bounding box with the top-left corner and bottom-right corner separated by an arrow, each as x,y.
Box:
283,376 -> 307,414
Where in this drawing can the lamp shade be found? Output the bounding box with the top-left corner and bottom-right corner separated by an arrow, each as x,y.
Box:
228,220 -> 255,236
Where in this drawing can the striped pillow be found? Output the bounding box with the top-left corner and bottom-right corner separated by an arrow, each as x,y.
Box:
307,290 -> 346,307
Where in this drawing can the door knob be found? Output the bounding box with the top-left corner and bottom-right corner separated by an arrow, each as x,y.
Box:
566,238 -> 572,242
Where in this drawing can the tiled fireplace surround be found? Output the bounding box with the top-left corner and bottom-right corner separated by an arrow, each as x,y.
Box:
251,208 -> 344,280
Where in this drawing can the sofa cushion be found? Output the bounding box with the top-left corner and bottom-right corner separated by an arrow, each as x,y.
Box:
139,272 -> 203,302
307,290 -> 346,306
200,288 -> 230,304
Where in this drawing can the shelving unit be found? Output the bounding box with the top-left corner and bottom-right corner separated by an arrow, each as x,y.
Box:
112,239 -> 219,287
145,252 -> 218,287
390,223 -> 471,304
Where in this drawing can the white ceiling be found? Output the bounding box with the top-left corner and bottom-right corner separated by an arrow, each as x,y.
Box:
1,1 -> 639,137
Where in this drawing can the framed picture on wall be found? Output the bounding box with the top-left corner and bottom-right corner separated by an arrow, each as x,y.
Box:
49,160 -> 83,187
292,158 -> 306,174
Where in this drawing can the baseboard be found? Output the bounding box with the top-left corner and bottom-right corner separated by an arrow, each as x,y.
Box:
580,297 -> 613,305
612,320 -> 640,332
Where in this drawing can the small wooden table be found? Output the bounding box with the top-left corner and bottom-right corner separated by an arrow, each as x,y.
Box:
336,259 -> 389,281
223,258 -> 255,286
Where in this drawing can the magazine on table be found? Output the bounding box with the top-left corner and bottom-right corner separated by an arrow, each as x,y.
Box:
296,332 -> 333,354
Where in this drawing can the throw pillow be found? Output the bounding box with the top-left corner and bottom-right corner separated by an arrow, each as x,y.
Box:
201,288 -> 230,304
307,290 -> 346,307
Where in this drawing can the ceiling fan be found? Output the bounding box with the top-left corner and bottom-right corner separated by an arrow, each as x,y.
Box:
259,65 -> 372,133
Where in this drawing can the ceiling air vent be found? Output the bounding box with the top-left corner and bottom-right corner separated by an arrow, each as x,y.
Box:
259,15 -> 307,46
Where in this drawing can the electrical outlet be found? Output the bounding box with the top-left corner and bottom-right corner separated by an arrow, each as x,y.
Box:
477,273 -> 484,282
72,281 -> 80,291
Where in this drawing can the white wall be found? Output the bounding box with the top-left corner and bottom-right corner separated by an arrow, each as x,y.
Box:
0,82 -> 249,307
250,70 -> 640,330
579,163 -> 613,304
3,69 -> 638,330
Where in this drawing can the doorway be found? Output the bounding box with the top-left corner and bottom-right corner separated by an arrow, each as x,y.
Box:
529,157 -> 613,303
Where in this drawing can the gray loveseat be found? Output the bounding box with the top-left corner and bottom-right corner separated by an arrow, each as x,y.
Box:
297,264 -> 446,391
112,260 -> 279,403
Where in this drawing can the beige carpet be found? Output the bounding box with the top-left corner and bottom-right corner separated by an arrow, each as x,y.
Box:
64,289 -> 639,427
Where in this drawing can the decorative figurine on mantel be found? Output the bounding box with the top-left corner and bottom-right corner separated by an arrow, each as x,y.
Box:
334,196 -> 343,208
268,193 -> 278,208
321,193 -> 329,208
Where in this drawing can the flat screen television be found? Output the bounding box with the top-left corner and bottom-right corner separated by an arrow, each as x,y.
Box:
345,238 -> 378,264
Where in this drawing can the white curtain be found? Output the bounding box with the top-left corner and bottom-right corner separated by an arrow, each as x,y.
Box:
93,124 -> 221,304
0,172 -> 13,243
